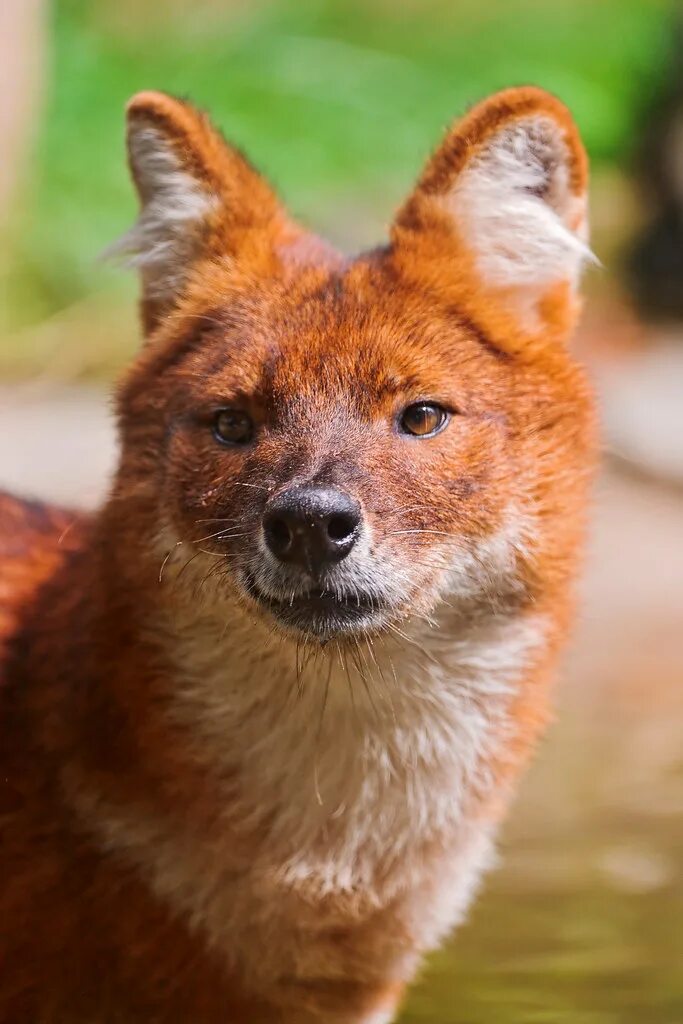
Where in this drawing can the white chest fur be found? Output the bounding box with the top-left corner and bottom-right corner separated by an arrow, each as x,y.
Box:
81,605 -> 546,991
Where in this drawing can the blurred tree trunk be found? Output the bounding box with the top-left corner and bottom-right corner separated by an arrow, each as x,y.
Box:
0,0 -> 47,230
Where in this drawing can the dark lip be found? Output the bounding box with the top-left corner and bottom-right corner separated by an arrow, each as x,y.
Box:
243,572 -> 383,636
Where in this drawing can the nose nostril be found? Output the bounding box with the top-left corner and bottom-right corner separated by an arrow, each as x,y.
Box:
267,517 -> 292,551
264,488 -> 360,567
326,514 -> 356,542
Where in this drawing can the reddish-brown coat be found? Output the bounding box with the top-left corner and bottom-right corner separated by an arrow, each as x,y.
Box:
0,87 -> 598,1022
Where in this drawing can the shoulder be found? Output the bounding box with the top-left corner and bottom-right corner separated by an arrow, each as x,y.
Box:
0,491 -> 89,664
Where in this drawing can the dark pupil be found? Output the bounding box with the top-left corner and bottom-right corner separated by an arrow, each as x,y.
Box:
405,404 -> 439,435
216,410 -> 251,443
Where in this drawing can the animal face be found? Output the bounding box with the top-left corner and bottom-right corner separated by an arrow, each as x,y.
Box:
114,88 -> 596,642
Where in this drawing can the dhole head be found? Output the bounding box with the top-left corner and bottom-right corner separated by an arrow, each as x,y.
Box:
113,87 -> 597,642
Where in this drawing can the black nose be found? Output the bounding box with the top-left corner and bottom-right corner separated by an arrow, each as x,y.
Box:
263,486 -> 361,572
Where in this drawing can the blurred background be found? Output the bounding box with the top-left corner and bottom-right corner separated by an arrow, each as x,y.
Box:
1,1 -> 681,1020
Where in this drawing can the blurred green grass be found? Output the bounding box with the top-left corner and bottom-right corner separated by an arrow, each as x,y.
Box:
1,0 -> 677,372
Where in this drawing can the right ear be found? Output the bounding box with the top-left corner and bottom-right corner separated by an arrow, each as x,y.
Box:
391,87 -> 593,340
112,91 -> 285,334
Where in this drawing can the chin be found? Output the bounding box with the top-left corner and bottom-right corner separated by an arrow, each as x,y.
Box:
240,570 -> 395,642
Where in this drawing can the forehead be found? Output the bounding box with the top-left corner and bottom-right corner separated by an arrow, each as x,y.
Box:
171,261 -> 501,413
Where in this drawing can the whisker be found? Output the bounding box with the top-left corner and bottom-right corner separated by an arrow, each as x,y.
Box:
295,639 -> 304,699
351,640 -> 380,723
194,546 -> 234,558
173,550 -> 204,585
191,527 -> 248,544
336,642 -> 359,726
364,636 -> 395,718
316,653 -> 334,744
195,558 -> 230,596
194,517 -> 241,525
166,311 -> 229,331
384,621 -> 440,666
384,529 -> 460,539
158,540 -> 183,583
378,503 -> 433,519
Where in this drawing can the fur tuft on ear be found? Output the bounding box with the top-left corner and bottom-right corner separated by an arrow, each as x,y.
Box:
111,92 -> 282,333
115,118 -> 218,301
451,113 -> 593,289
394,87 -> 594,328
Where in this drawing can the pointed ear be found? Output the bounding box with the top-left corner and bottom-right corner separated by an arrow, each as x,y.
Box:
392,87 -> 593,333
113,91 -> 284,333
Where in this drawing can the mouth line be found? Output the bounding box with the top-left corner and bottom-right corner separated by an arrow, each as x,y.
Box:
243,572 -> 385,635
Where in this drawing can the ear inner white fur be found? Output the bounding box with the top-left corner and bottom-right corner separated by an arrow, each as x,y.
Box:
109,124 -> 217,302
444,116 -> 594,293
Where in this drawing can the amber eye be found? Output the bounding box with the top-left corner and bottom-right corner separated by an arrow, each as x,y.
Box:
399,402 -> 449,438
213,409 -> 254,445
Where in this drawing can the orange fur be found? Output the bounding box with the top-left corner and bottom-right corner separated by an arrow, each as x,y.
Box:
0,88 -> 597,1022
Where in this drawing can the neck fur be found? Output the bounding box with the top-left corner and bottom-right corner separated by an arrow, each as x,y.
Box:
163,595 -> 545,884
68,577 -> 547,982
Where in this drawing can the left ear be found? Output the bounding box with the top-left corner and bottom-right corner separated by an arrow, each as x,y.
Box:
111,91 -> 287,335
392,87 -> 593,331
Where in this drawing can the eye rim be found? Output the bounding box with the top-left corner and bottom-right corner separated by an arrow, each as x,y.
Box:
213,407 -> 255,446
398,401 -> 450,439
